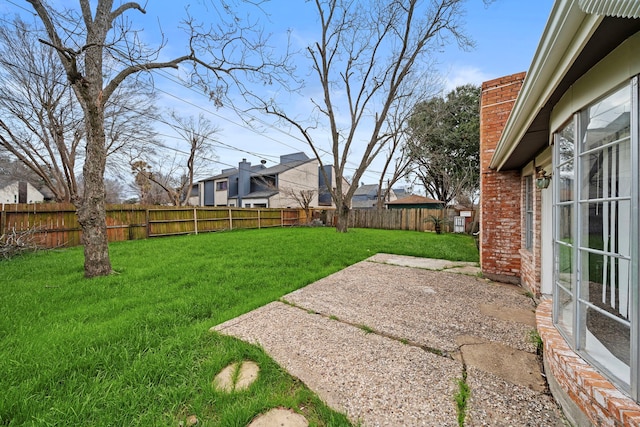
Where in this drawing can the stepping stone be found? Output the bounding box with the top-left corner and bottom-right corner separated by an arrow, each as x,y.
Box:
247,408 -> 308,427
213,360 -> 259,392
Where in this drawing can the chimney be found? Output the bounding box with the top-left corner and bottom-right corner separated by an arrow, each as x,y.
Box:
238,158 -> 251,207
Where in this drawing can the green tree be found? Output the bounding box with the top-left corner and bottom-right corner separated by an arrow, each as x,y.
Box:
407,84 -> 480,206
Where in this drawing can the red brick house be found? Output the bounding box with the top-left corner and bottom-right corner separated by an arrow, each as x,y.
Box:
480,1 -> 640,425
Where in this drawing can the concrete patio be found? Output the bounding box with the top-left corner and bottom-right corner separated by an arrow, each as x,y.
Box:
214,254 -> 566,426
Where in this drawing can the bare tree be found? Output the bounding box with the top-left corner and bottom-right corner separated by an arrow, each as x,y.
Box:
26,0 -> 291,277
0,18 -> 159,204
165,111 -> 219,206
0,155 -> 45,189
262,0 -> 474,231
130,160 -> 171,205
0,18 -> 82,202
129,112 -> 218,206
290,189 -> 317,222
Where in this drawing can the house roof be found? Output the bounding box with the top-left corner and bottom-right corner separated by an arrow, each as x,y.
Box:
353,184 -> 380,197
490,0 -> 640,171
200,153 -> 314,182
253,158 -> 315,176
386,195 -> 443,205
201,164 -> 266,181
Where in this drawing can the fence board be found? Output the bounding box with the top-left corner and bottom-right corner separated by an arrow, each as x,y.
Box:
1,203 -> 307,248
323,208 -> 474,233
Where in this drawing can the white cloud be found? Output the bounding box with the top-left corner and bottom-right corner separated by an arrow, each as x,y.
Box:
442,65 -> 492,92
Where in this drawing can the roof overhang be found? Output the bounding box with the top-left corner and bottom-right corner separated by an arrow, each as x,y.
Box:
490,0 -> 640,171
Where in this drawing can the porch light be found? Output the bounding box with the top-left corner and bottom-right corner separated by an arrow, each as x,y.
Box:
535,168 -> 551,189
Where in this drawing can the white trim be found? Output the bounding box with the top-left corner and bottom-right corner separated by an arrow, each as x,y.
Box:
490,0 -> 603,170
551,31 -> 640,132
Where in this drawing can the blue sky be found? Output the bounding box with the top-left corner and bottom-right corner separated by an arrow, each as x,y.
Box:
2,0 -> 556,187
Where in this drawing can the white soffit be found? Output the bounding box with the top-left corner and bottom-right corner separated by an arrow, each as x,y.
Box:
579,0 -> 640,18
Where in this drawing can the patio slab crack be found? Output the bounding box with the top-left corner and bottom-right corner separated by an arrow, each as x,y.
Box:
280,297 -> 454,360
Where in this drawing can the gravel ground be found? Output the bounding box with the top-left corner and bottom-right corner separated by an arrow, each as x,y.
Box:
214,254 -> 567,426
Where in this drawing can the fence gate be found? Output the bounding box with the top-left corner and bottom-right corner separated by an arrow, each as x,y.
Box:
453,216 -> 465,233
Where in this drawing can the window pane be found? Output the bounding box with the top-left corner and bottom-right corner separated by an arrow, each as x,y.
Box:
581,200 -> 631,256
580,253 -> 631,321
581,142 -> 631,200
556,120 -> 575,203
581,85 -> 631,152
558,204 -> 573,242
582,300 -> 630,385
558,160 -> 574,202
557,121 -> 574,165
556,242 -> 573,291
556,286 -> 573,339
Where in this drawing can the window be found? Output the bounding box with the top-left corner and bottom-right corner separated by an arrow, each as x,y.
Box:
553,81 -> 636,395
216,181 -> 228,191
525,175 -> 534,250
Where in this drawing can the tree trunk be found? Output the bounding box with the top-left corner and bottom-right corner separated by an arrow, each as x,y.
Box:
336,202 -> 350,233
76,88 -> 112,278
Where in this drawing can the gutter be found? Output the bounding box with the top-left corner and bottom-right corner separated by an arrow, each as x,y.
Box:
489,0 -> 603,171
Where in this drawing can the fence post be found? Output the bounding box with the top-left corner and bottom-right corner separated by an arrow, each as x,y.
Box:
258,209 -> 261,229
0,206 -> 5,238
193,207 -> 198,235
145,208 -> 150,239
228,208 -> 233,230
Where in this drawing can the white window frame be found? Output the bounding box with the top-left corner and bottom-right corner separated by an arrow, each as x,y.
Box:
525,175 -> 534,250
553,77 -> 640,399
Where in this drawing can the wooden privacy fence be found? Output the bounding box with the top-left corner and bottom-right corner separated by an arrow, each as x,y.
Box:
0,203 -> 304,249
323,208 -> 475,233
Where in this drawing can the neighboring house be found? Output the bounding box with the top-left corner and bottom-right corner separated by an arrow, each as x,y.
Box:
392,187 -> 409,200
185,183 -> 199,206
0,181 -> 45,204
480,1 -> 640,425
385,195 -> 443,210
199,152 -> 342,209
351,184 -> 397,209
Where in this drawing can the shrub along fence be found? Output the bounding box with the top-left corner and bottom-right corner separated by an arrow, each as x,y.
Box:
0,203 -> 305,249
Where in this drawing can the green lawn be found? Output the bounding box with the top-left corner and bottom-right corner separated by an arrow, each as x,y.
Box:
0,227 -> 478,426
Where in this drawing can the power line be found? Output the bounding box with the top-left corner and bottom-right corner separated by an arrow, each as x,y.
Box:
149,67 -> 384,177
0,15 -> 400,186
4,1 -> 36,16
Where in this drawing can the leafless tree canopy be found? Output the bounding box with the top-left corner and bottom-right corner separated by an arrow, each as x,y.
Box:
261,0 -> 473,231
0,18 -> 159,203
0,18 -> 82,202
130,112 -> 218,206
23,0 -> 293,277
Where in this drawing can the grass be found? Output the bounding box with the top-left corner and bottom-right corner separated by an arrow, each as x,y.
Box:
529,329 -> 544,354
454,374 -> 471,427
0,227 -> 477,426
357,324 -> 374,334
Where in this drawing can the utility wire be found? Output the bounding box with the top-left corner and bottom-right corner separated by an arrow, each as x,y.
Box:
0,16 -> 400,186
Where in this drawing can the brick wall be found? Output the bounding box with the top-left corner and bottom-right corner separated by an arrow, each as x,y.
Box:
479,72 -> 526,284
537,300 -> 640,426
